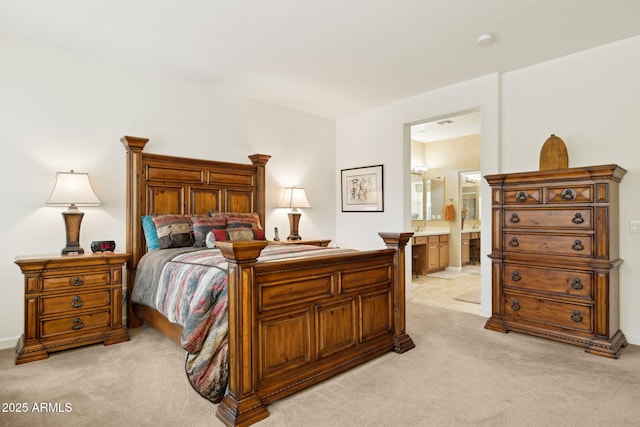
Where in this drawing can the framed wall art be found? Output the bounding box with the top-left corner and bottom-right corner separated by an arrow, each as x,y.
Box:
341,164 -> 384,212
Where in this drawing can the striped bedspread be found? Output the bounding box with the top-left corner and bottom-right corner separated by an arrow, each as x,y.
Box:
132,243 -> 349,403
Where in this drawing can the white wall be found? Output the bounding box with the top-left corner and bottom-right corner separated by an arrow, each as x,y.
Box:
0,36 -> 336,349
336,34 -> 640,345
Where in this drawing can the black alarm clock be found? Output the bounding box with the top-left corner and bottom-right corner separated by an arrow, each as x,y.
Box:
91,240 -> 116,253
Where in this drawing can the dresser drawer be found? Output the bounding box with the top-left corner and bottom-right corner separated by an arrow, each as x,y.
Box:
503,187 -> 542,205
503,264 -> 592,298
545,185 -> 593,204
40,310 -> 110,339
503,233 -> 593,258
40,290 -> 111,316
504,208 -> 592,230
413,236 -> 428,245
42,270 -> 111,292
503,293 -> 592,333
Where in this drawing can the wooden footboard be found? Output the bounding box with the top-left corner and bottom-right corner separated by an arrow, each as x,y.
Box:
215,232 -> 414,427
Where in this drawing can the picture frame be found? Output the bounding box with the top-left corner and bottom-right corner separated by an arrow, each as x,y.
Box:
341,164 -> 384,212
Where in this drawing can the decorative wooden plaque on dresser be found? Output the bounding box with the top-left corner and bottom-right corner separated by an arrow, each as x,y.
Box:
484,164 -> 626,358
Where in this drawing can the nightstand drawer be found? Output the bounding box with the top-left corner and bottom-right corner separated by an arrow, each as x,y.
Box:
40,290 -> 111,316
42,270 -> 111,291
40,311 -> 110,339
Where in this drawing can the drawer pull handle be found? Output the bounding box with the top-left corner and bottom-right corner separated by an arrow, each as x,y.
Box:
562,189 -> 575,201
571,240 -> 584,251
70,276 -> 84,287
71,296 -> 84,308
510,300 -> 521,311
511,271 -> 521,281
509,213 -> 520,223
515,191 -> 527,202
508,237 -> 519,247
72,318 -> 84,330
571,278 -> 583,290
571,310 -> 582,322
572,213 -> 584,224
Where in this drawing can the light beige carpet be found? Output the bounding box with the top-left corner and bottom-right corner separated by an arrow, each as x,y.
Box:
2,303 -> 640,426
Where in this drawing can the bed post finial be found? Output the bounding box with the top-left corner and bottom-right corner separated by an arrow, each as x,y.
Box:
379,232 -> 416,354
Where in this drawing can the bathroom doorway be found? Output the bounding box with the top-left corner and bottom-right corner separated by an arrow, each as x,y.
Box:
409,111 -> 482,315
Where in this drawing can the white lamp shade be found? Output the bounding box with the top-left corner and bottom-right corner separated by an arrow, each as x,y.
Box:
46,171 -> 102,206
277,187 -> 311,209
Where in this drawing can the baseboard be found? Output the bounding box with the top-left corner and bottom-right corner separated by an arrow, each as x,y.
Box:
0,336 -> 18,351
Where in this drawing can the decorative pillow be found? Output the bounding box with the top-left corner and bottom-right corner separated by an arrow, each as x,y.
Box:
151,214 -> 194,249
221,212 -> 262,230
141,215 -> 159,251
191,215 -> 227,247
206,228 -> 266,246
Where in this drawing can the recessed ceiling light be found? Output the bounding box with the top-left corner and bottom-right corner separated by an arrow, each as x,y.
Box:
477,34 -> 494,46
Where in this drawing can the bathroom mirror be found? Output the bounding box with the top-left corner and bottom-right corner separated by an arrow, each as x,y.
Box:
411,174 -> 424,220
460,171 -> 481,220
426,177 -> 445,221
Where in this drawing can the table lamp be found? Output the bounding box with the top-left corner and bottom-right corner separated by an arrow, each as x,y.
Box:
277,186 -> 311,240
46,170 -> 102,255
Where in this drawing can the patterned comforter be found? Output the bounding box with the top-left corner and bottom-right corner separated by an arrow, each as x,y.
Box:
131,243 -> 348,403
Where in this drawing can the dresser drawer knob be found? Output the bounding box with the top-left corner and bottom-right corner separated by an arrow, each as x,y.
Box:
509,213 -> 520,223
515,191 -> 527,202
511,271 -> 521,281
571,213 -> 584,224
70,276 -> 84,287
571,240 -> 584,251
71,295 -> 84,308
571,310 -> 582,322
508,237 -> 519,247
510,300 -> 521,311
571,278 -> 583,290
562,189 -> 576,201
72,318 -> 84,330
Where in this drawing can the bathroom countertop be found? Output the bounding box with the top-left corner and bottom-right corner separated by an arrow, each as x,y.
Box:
413,228 -> 450,236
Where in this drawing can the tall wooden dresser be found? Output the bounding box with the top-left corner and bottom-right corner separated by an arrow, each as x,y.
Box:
484,164 -> 626,358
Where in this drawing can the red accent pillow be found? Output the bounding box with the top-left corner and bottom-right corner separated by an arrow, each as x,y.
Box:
208,228 -> 266,244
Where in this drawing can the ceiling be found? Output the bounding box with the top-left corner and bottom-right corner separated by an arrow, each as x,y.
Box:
1,1 -> 640,120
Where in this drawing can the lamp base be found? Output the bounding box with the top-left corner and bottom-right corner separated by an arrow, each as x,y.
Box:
286,211 -> 302,241
61,206 -> 85,255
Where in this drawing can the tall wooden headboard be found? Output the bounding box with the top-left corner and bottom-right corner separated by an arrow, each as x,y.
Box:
120,135 -> 270,278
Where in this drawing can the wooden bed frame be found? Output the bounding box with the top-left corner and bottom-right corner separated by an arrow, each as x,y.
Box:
121,136 -> 415,426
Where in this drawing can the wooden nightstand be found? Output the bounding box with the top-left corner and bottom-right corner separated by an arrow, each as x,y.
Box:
14,253 -> 130,364
270,239 -> 331,247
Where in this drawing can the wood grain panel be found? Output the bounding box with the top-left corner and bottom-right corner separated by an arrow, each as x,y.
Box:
316,299 -> 356,358
360,290 -> 392,342
259,309 -> 311,377
258,275 -> 333,311
340,265 -> 391,292
148,186 -> 184,214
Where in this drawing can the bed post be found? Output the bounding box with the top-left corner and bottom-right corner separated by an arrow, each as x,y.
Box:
379,232 -> 416,353
215,240 -> 270,427
120,135 -> 149,328
248,154 -> 271,231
